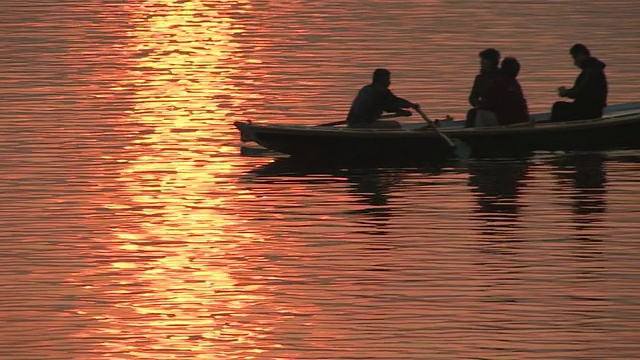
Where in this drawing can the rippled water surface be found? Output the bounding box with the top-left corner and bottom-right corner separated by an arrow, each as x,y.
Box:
1,1 -> 640,359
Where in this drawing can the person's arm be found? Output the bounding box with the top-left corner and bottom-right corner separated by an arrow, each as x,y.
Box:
382,88 -> 417,112
563,69 -> 595,99
560,68 -> 599,98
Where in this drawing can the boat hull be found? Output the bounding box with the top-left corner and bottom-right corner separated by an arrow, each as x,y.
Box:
447,112 -> 640,156
235,104 -> 640,161
234,122 -> 455,162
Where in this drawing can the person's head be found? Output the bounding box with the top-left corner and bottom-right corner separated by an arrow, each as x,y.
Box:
569,43 -> 591,67
500,57 -> 521,78
479,48 -> 500,71
372,68 -> 391,87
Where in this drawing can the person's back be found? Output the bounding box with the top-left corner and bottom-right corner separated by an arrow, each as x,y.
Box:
346,69 -> 417,128
347,83 -> 395,126
551,44 -> 608,122
569,56 -> 607,111
478,57 -> 530,126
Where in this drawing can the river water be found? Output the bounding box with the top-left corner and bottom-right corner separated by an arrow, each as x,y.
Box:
1,1 -> 639,359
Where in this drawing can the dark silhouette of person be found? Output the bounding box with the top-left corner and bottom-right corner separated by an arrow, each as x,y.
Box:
346,68 -> 419,129
477,57 -> 531,126
465,48 -> 501,127
551,44 -> 608,122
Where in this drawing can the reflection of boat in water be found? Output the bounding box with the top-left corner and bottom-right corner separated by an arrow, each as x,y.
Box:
239,150 -> 640,253
468,150 -> 640,244
468,158 -> 530,241
553,153 -> 607,217
469,159 -> 529,217
241,157 -> 450,236
235,102 -> 640,162
550,152 -> 610,243
241,154 -> 451,178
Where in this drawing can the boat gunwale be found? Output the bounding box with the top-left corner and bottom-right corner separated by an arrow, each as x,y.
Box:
446,110 -> 640,136
238,109 -> 640,138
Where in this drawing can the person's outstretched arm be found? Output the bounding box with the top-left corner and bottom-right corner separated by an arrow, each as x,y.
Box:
382,88 -> 418,112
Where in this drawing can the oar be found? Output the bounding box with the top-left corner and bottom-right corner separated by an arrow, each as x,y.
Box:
316,120 -> 348,127
317,113 -> 406,127
415,106 -> 456,148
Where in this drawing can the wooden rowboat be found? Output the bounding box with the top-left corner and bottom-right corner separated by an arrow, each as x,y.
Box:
234,102 -> 640,161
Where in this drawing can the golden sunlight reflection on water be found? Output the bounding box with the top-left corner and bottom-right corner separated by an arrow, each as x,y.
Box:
69,1 -> 281,358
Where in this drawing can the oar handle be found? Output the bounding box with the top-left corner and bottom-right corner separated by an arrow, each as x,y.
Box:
415,107 -> 456,148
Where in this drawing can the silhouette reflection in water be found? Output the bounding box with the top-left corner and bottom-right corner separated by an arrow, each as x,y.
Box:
552,153 -> 607,241
245,158 -> 445,236
343,168 -> 401,236
468,158 -> 530,243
